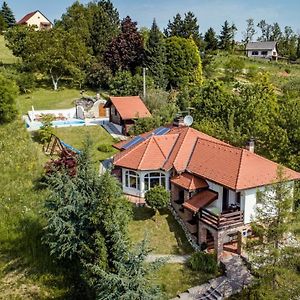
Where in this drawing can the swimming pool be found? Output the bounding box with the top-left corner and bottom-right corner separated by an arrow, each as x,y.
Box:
25,118 -> 86,130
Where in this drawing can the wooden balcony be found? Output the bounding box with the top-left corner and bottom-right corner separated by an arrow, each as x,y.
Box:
200,208 -> 244,230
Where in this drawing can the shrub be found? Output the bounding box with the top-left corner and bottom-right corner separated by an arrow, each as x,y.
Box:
187,251 -> 218,274
284,68 -> 291,74
97,144 -> 112,153
38,114 -> 55,144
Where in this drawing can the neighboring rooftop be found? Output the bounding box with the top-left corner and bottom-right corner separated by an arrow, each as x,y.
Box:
246,41 -> 277,50
17,10 -> 52,25
113,126 -> 300,191
104,96 -> 151,120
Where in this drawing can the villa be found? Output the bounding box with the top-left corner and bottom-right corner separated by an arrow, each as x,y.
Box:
112,122 -> 300,259
17,10 -> 53,31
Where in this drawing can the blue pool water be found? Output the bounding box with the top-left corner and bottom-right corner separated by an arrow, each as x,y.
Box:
52,119 -> 85,126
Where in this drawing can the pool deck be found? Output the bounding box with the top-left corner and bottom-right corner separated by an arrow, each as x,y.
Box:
23,115 -> 109,131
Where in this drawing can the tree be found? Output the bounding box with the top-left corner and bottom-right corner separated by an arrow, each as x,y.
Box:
219,20 -> 237,51
0,13 -> 7,33
257,20 -> 272,41
242,18 -> 256,44
145,19 -> 167,88
88,0 -> 120,58
1,1 -> 15,28
270,22 -> 282,41
165,36 -> 203,89
224,56 -> 245,81
44,144 -> 161,298
204,27 -> 218,51
38,114 -> 55,144
105,16 -> 144,73
247,166 -> 300,299
145,185 -> 170,221
164,11 -> 202,48
0,74 -> 18,124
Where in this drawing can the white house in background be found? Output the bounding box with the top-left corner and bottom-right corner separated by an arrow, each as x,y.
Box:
111,123 -> 300,259
17,10 -> 52,30
246,41 -> 278,60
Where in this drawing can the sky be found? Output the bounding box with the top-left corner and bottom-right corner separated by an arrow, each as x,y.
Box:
4,0 -> 300,40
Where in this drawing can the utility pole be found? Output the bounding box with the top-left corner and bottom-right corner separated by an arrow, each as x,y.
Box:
143,67 -> 147,99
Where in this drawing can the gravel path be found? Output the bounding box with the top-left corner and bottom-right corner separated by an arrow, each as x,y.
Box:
145,254 -> 191,263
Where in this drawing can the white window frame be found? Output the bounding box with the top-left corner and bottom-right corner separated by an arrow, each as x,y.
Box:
144,172 -> 166,191
125,170 -> 140,190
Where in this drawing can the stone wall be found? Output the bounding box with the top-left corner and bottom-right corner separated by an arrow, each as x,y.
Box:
169,204 -> 201,251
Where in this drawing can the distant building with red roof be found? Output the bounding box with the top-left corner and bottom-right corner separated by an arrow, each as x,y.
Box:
17,10 -> 52,30
104,96 -> 151,135
112,123 -> 300,259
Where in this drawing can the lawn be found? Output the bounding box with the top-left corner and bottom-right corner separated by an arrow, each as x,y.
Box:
0,35 -> 18,65
17,88 -> 97,115
53,126 -> 117,164
128,206 -> 194,255
150,264 -> 213,299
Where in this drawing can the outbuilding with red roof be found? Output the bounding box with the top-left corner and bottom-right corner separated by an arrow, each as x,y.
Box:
104,96 -> 151,135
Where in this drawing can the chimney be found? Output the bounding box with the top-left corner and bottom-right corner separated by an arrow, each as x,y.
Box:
246,138 -> 255,153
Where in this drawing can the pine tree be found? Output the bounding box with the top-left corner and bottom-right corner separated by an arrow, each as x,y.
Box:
204,27 -> 218,51
145,19 -> 167,89
164,11 -> 202,48
218,20 -> 237,51
0,12 -> 7,32
1,1 -> 15,28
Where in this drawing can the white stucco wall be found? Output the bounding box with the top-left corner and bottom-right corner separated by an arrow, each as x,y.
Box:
26,11 -> 52,30
121,169 -> 170,197
247,47 -> 277,58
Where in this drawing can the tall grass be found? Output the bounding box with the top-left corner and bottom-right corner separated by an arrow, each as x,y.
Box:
0,121 -> 71,298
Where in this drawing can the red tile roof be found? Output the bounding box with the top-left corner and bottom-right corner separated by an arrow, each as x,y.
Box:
183,190 -> 218,213
113,134 -> 179,170
17,11 -> 37,24
187,139 -> 300,190
112,126 -> 300,190
105,96 -> 151,120
171,173 -> 208,191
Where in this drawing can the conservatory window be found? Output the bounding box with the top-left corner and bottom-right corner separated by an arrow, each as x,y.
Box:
144,172 -> 166,191
125,170 -> 140,189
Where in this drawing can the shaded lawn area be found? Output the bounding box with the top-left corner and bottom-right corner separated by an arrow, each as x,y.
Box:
53,126 -> 117,163
128,206 -> 194,255
17,88 -> 96,115
151,264 -> 213,300
0,35 -> 18,64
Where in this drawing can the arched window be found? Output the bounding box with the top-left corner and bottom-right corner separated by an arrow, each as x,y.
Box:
125,170 -> 140,190
144,172 -> 166,191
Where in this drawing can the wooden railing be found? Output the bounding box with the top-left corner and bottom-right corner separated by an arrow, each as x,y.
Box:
200,208 -> 244,229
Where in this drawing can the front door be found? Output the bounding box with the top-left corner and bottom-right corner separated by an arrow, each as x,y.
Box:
98,103 -> 106,117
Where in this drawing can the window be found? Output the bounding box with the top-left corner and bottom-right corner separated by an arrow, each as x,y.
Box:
252,51 -> 259,55
261,51 -> 268,56
144,172 -> 166,191
125,170 -> 140,189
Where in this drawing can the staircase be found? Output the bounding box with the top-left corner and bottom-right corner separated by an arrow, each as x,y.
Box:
172,254 -> 253,300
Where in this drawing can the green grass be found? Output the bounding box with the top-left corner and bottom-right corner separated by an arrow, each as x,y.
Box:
53,126 -> 117,163
128,206 -> 194,255
0,121 -> 71,299
0,35 -> 18,65
150,264 -> 213,299
17,88 -> 96,115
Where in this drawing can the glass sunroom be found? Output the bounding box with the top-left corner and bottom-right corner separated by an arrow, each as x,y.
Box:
121,168 -> 170,197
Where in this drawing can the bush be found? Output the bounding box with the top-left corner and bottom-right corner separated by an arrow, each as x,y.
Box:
0,73 -> 18,124
38,114 -> 55,144
97,144 -> 112,153
187,251 -> 218,274
145,185 -> 170,213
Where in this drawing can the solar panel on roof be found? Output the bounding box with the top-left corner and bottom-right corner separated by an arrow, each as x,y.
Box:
122,136 -> 145,150
153,127 -> 170,136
